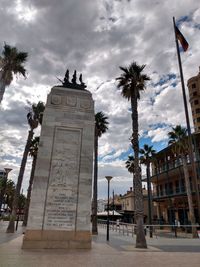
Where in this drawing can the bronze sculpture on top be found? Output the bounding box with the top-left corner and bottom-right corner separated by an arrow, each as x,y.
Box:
58,69 -> 87,90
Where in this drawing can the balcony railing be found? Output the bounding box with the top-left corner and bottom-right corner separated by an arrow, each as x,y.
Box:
153,186 -> 187,199
152,156 -> 200,176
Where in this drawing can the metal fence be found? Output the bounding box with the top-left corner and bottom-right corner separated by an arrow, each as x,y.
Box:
98,219 -> 200,238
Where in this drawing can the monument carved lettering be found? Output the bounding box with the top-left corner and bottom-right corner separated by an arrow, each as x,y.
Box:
44,127 -> 81,230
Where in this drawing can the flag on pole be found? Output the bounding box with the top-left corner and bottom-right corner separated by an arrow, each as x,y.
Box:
175,26 -> 189,51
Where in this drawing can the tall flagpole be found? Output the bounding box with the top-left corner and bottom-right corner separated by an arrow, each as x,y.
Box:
173,16 -> 200,223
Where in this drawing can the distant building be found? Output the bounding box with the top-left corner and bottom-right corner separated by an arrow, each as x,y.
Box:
119,187 -> 156,223
97,199 -> 107,212
120,187 -> 134,211
100,187 -> 155,224
188,68 -> 200,132
109,193 -> 122,212
150,133 -> 200,224
102,194 -> 122,213
0,170 -> 6,179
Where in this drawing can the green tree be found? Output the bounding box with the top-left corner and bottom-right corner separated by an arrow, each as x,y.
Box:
117,62 -> 150,248
0,179 -> 15,213
5,180 -> 15,211
139,144 -> 156,238
6,102 -> 45,233
168,125 -> 197,238
92,111 -> 109,234
0,174 -> 7,214
0,43 -> 28,103
18,193 -> 26,210
23,136 -> 40,226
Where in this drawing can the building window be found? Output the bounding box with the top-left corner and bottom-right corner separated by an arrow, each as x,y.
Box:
193,92 -> 197,97
175,180 -> 180,193
197,117 -> 200,123
169,182 -> 173,194
196,108 -> 200,114
194,100 -> 199,105
192,83 -> 196,89
189,177 -> 193,191
160,185 -> 163,196
156,186 -> 159,196
165,183 -> 168,195
180,179 -> 185,192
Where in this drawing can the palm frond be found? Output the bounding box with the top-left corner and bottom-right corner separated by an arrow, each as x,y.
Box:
95,111 -> 109,137
168,125 -> 188,155
0,43 -> 28,91
116,61 -> 150,101
125,155 -> 135,173
139,143 -> 156,165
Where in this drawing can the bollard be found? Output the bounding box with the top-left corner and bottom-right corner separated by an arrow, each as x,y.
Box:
15,215 -> 19,231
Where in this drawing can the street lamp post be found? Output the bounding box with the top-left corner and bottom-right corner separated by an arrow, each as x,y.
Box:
105,176 -> 113,241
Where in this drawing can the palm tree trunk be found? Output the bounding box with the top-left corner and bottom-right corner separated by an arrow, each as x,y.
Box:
92,130 -> 98,234
131,94 -> 147,248
146,163 -> 153,237
22,155 -> 37,227
6,129 -> 34,233
182,155 -> 197,238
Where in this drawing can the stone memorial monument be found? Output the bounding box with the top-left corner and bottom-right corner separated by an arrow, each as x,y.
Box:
22,70 -> 94,249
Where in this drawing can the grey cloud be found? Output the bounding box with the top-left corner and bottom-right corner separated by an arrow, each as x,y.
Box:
0,0 -> 200,197
0,100 -> 28,128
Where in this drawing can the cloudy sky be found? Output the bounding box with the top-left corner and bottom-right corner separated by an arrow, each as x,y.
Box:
0,0 -> 200,199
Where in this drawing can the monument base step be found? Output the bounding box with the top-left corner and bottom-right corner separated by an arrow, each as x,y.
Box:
22,229 -> 91,249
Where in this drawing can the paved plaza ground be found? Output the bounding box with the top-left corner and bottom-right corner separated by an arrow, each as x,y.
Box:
0,221 -> 200,267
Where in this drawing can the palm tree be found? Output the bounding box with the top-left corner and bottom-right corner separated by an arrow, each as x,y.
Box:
23,136 -> 40,226
92,111 -> 109,235
6,102 -> 45,233
0,43 -> 28,104
117,62 -> 150,248
139,144 -> 156,238
126,155 -> 135,173
168,125 -> 197,237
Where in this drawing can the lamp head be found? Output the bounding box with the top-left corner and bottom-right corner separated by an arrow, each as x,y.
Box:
4,168 -> 12,174
105,176 -> 113,182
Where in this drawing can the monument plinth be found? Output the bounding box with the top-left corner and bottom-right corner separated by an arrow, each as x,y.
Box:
22,83 -> 94,249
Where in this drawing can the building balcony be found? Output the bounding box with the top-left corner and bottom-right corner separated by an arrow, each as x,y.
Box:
149,160 -> 200,184
152,187 -> 198,201
151,155 -> 200,177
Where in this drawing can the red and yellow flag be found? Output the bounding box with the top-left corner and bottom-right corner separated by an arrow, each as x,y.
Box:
175,26 -> 189,52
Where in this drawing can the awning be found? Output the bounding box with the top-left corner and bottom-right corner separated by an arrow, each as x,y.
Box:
97,210 -> 122,216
